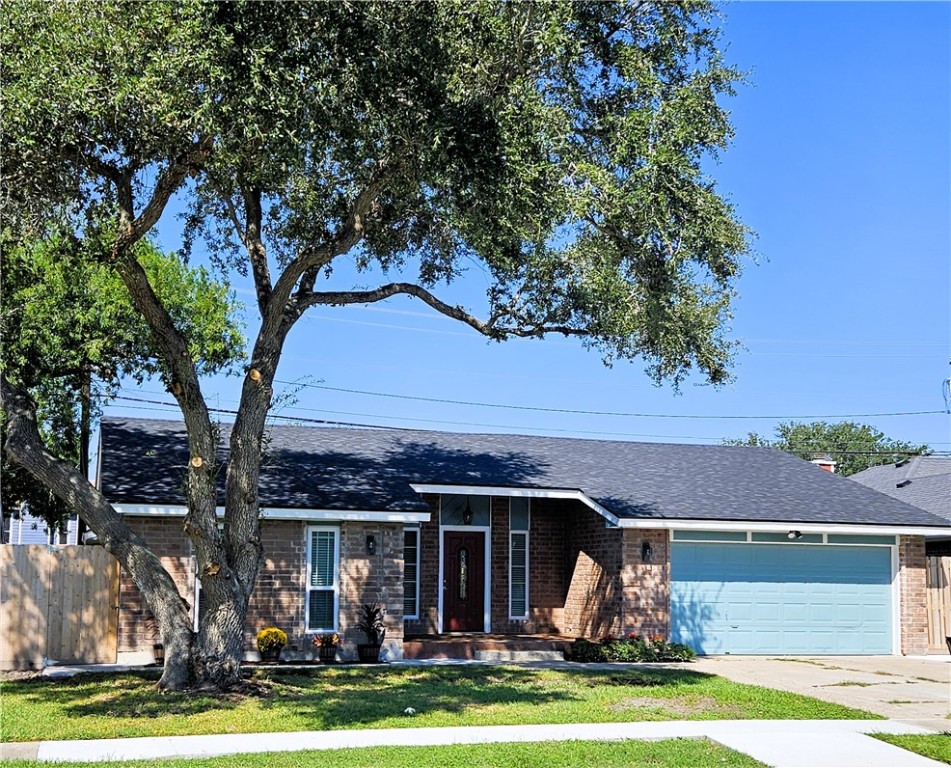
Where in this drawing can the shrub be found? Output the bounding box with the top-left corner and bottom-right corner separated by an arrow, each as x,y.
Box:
568,634 -> 695,663
256,627 -> 288,652
567,638 -> 607,662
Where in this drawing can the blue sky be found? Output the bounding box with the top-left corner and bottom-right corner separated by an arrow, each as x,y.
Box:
109,1 -> 951,457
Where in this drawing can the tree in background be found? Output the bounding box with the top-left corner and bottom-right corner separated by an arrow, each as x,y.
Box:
2,1 -> 750,690
1,223 -> 244,532
725,421 -> 930,477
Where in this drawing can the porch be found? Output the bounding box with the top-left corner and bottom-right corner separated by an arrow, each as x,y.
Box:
403,633 -> 574,661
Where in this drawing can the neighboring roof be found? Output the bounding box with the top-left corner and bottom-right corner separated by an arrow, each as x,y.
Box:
98,417 -> 950,529
850,456 -> 950,521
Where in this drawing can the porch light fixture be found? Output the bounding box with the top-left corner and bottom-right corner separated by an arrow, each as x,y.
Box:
366,534 -> 377,555
787,530 -> 802,540
641,541 -> 653,563
462,499 -> 474,526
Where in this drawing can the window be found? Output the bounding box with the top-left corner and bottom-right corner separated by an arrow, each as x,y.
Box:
306,526 -> 340,632
509,498 -> 530,619
404,527 -> 420,619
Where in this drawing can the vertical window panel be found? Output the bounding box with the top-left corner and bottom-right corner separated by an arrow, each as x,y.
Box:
404,528 -> 419,618
306,527 -> 339,632
510,531 -> 528,618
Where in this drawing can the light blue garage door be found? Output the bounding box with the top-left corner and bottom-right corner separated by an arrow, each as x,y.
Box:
670,542 -> 893,654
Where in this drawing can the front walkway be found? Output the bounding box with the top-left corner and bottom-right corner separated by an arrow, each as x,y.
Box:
1,719 -> 944,767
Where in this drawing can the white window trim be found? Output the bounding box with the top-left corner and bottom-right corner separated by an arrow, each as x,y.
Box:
305,525 -> 340,633
508,499 -> 530,621
403,526 -> 420,620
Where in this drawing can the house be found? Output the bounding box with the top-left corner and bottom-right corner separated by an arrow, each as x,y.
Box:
2,505 -> 79,545
97,417 -> 950,663
850,456 -> 951,652
850,456 -> 951,555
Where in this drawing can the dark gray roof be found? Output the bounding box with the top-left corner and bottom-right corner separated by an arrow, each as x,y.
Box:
849,457 -> 950,521
98,417 -> 950,529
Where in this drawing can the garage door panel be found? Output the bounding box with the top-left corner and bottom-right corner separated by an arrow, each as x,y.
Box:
671,542 -> 892,654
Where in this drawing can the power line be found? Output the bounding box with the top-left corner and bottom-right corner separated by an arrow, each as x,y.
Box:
109,395 -> 948,453
273,380 -> 946,421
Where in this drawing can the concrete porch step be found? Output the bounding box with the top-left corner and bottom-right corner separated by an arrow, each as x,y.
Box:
474,649 -> 567,662
403,633 -> 574,661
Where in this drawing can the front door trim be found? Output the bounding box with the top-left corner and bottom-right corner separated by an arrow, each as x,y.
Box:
438,524 -> 491,634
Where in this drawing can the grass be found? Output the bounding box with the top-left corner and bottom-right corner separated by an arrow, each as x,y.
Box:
0,738 -> 769,768
872,733 -> 951,765
0,666 -> 878,743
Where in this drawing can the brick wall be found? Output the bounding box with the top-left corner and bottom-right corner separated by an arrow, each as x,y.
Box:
526,498 -> 568,632
246,520 -> 306,653
898,535 -> 928,655
117,517 -> 192,657
338,521 -> 405,661
404,494 -> 440,636
620,528 -> 669,638
561,505 -> 624,637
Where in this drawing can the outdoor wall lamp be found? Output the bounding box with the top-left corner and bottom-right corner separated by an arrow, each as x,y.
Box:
462,499 -> 474,526
641,541 -> 654,563
787,530 -> 802,540
366,534 -> 377,555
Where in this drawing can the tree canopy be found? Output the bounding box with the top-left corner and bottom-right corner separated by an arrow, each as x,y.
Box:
724,421 -> 930,477
1,226 -> 244,526
2,0 -> 751,690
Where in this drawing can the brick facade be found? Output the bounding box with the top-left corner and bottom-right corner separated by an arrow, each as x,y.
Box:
338,521 -> 404,660
620,529 -> 670,639
117,517 -> 193,658
117,516 -> 405,663
404,494 -> 440,636
897,535 -> 928,655
561,505 -> 624,637
116,507 -> 932,661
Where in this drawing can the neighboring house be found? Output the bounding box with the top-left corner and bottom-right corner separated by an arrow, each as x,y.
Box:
97,417 -> 950,663
2,505 -> 79,545
850,457 -> 951,554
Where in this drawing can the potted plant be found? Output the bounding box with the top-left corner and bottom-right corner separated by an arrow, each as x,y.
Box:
312,632 -> 339,664
256,627 -> 288,663
356,603 -> 386,663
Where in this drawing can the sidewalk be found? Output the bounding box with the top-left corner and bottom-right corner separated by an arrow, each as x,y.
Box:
1,719 -> 944,767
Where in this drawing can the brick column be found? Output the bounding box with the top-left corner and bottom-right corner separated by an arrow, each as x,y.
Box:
620,529 -> 670,639
898,535 -> 928,655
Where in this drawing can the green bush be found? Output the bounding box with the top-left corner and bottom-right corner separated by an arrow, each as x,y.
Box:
568,634 -> 695,663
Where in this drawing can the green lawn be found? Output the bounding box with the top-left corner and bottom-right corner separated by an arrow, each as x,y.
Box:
1,738 -> 768,768
872,733 -> 951,765
0,666 -> 877,743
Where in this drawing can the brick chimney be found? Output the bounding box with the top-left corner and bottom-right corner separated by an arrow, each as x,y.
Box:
810,455 -> 837,473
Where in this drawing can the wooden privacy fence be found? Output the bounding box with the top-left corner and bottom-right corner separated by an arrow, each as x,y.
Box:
1,545 -> 119,670
926,555 -> 951,653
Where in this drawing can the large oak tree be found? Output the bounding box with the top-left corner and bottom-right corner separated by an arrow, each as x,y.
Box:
1,1 -> 750,690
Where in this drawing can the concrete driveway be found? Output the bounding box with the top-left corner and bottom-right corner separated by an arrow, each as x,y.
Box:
691,655 -> 951,733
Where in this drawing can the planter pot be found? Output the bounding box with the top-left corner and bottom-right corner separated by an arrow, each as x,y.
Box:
152,643 -> 165,666
318,645 -> 338,664
260,646 -> 283,664
357,644 -> 382,663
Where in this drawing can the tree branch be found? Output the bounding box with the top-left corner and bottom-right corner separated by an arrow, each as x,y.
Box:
241,187 -> 272,316
300,282 -> 587,339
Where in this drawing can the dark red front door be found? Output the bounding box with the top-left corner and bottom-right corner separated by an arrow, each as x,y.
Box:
443,531 -> 485,631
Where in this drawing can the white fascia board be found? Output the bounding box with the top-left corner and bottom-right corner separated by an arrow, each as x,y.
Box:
113,504 -> 430,523
618,517 -> 951,537
408,483 -> 620,526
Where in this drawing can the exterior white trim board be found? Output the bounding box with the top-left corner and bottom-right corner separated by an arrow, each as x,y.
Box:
622,518 -> 949,536
409,484 -> 620,526
113,504 -> 430,523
